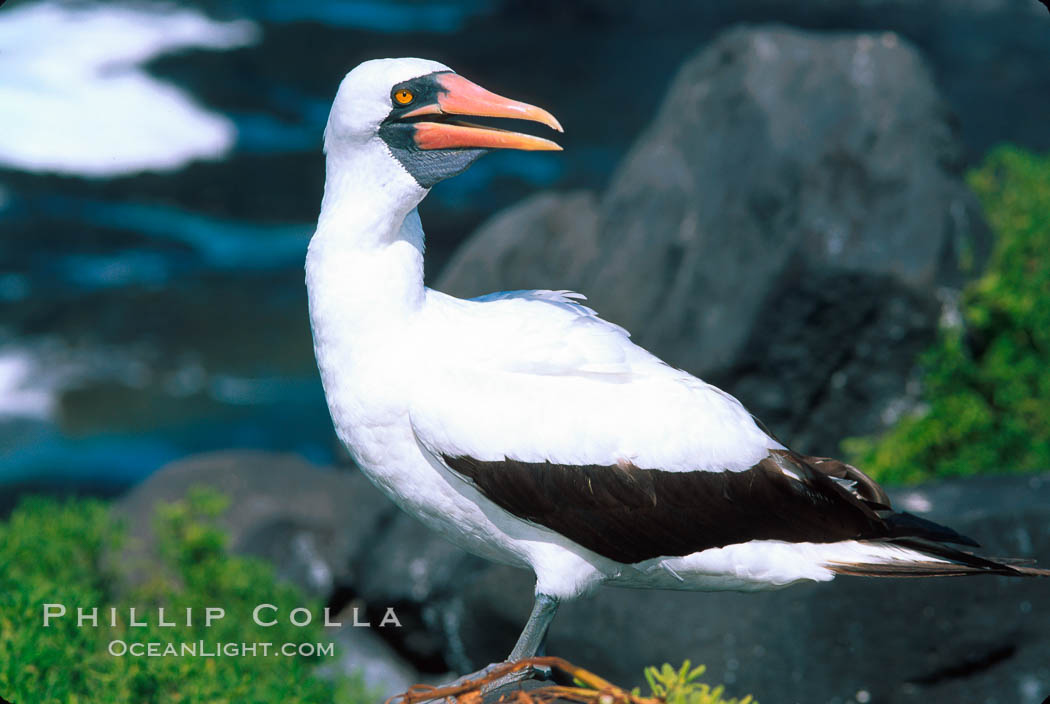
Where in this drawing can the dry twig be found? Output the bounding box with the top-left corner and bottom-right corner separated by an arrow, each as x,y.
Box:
386,657 -> 664,704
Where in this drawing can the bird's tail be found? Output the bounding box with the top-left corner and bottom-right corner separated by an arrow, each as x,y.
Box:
827,537 -> 1050,578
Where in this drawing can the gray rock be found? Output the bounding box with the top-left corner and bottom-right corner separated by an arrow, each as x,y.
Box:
438,26 -> 991,455
113,450 -> 395,597
448,473 -> 1050,704
439,191 -> 601,294
353,502 -> 487,608
351,505 -> 489,673
319,613 -> 447,700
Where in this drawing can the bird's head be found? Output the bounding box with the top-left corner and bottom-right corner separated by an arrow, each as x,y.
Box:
324,58 -> 562,190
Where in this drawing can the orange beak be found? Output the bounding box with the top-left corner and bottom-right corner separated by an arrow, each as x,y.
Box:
401,73 -> 563,151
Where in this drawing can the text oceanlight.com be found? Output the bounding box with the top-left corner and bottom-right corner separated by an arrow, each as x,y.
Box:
107,640 -> 336,658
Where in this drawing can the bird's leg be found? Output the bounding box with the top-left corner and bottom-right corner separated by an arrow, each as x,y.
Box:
442,593 -> 560,691
476,593 -> 559,693
508,593 -> 559,661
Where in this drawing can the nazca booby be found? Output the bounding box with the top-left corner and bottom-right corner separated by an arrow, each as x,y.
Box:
305,57 -> 1048,674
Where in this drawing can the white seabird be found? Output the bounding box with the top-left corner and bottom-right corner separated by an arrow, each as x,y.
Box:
305,57 -> 1048,675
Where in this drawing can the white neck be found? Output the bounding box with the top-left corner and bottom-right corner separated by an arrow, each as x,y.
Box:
317,136 -> 426,240
306,138 -> 429,353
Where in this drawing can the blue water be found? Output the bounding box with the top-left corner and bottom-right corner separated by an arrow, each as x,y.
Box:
1,396 -> 334,486
7,193 -> 313,270
244,0 -> 494,33
0,0 -> 597,493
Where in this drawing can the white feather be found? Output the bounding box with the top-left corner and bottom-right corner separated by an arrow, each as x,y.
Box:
409,288 -> 780,471
617,540 -> 952,592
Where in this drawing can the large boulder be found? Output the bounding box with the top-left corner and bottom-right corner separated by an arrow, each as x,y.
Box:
438,26 -> 991,455
438,191 -> 602,294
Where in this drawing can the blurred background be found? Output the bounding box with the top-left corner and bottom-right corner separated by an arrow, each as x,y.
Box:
3,0 -> 1050,502
2,0 -> 1050,702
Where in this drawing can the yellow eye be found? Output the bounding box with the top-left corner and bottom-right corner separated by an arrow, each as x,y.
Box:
394,89 -> 414,105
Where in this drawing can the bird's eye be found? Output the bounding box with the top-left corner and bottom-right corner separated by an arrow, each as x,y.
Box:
394,89 -> 414,105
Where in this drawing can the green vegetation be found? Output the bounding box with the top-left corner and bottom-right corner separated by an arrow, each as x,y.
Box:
0,490 -> 756,703
0,488 -> 372,704
638,662 -> 755,704
845,146 -> 1050,483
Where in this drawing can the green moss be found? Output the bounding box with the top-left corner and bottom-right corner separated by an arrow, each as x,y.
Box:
0,489 -> 374,704
637,661 -> 755,704
845,146 -> 1050,483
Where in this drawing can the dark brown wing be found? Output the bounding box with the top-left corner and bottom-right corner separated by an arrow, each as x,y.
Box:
804,455 -> 891,508
442,449 -> 959,564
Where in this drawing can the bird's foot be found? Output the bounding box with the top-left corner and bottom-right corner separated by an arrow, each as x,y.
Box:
479,660 -> 553,694
442,662 -> 505,688
443,659 -> 553,694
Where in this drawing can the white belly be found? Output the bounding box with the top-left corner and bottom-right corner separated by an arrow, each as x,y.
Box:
344,417 -> 528,566
333,406 -> 612,598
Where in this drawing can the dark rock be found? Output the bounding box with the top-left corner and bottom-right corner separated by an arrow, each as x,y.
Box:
319,613 -> 449,700
442,563 -> 537,674
438,26 -> 991,455
353,496 -> 488,608
438,191 -> 602,293
113,450 -> 395,597
449,473 -> 1050,704
351,505 -> 489,673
